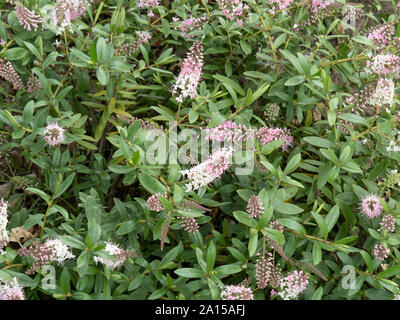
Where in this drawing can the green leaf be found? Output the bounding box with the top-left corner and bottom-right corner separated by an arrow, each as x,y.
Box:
352,36 -> 376,50
213,74 -> 245,96
250,83 -> 270,104
4,47 -> 28,60
326,205 -> 340,232
365,289 -> 393,300
342,161 -> 362,174
284,153 -> 301,175
338,113 -> 369,127
207,241 -> 216,272
313,241 -> 322,265
360,250 -> 374,273
227,247 -> 246,263
303,136 -> 334,148
261,140 -> 284,155
277,218 -> 306,234
274,202 -> 304,215
174,268 -> 205,278
55,173 -> 75,198
138,173 -> 167,194
24,41 -> 41,60
128,274 -> 144,291
59,236 -> 86,250
248,229 -> 258,257
60,268 -> 71,295
285,75 -> 305,86
149,287 -> 168,300
117,220 -> 136,235
233,211 -> 257,228
240,40 -> 252,55
340,145 -> 352,163
378,265 -> 400,278
26,187 -> 51,204
77,251 -> 91,276
160,245 -> 182,269
208,278 -> 220,300
311,286 -> 324,300
214,264 -> 242,278
96,68 -> 109,85
312,211 -> 328,239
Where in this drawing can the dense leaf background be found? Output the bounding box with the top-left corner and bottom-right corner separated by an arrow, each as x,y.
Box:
0,0 -> 400,300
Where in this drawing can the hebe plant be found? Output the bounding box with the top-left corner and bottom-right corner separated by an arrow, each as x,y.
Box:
0,0 -> 399,300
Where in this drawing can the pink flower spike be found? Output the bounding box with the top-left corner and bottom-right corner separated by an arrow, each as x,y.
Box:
147,192 -> 168,212
247,195 -> 264,218
172,41 -> 203,102
181,147 -> 233,191
15,3 -> 41,32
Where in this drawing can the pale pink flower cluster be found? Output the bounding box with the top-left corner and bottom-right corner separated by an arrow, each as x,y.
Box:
18,239 -> 74,274
51,0 -> 90,34
0,278 -> 24,300
366,54 -> 400,77
269,0 -> 294,12
172,41 -> 203,102
374,243 -> 390,260
370,78 -> 394,107
172,16 -> 209,38
216,0 -> 249,26
343,85 -> 375,116
221,285 -> 254,300
277,270 -> 308,300
136,0 -> 160,8
387,131 -> 400,152
367,23 -> 395,52
311,0 -> 334,13
270,221 -> 284,232
247,195 -> 264,218
181,147 -> 234,191
177,216 -> 199,234
0,58 -> 25,90
15,3 -> 41,31
203,121 -> 255,144
93,242 -> 136,269
378,214 -> 395,233
360,194 -> 383,219
147,192 -> 167,212
255,127 -> 294,151
136,0 -> 159,16
45,239 -> 75,264
43,123 -> 65,146
116,31 -> 152,56
0,199 -> 8,254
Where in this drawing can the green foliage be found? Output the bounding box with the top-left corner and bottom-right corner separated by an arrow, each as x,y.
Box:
0,0 -> 399,301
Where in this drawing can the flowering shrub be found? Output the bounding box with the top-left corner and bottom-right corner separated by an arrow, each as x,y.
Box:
0,0 -> 400,301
